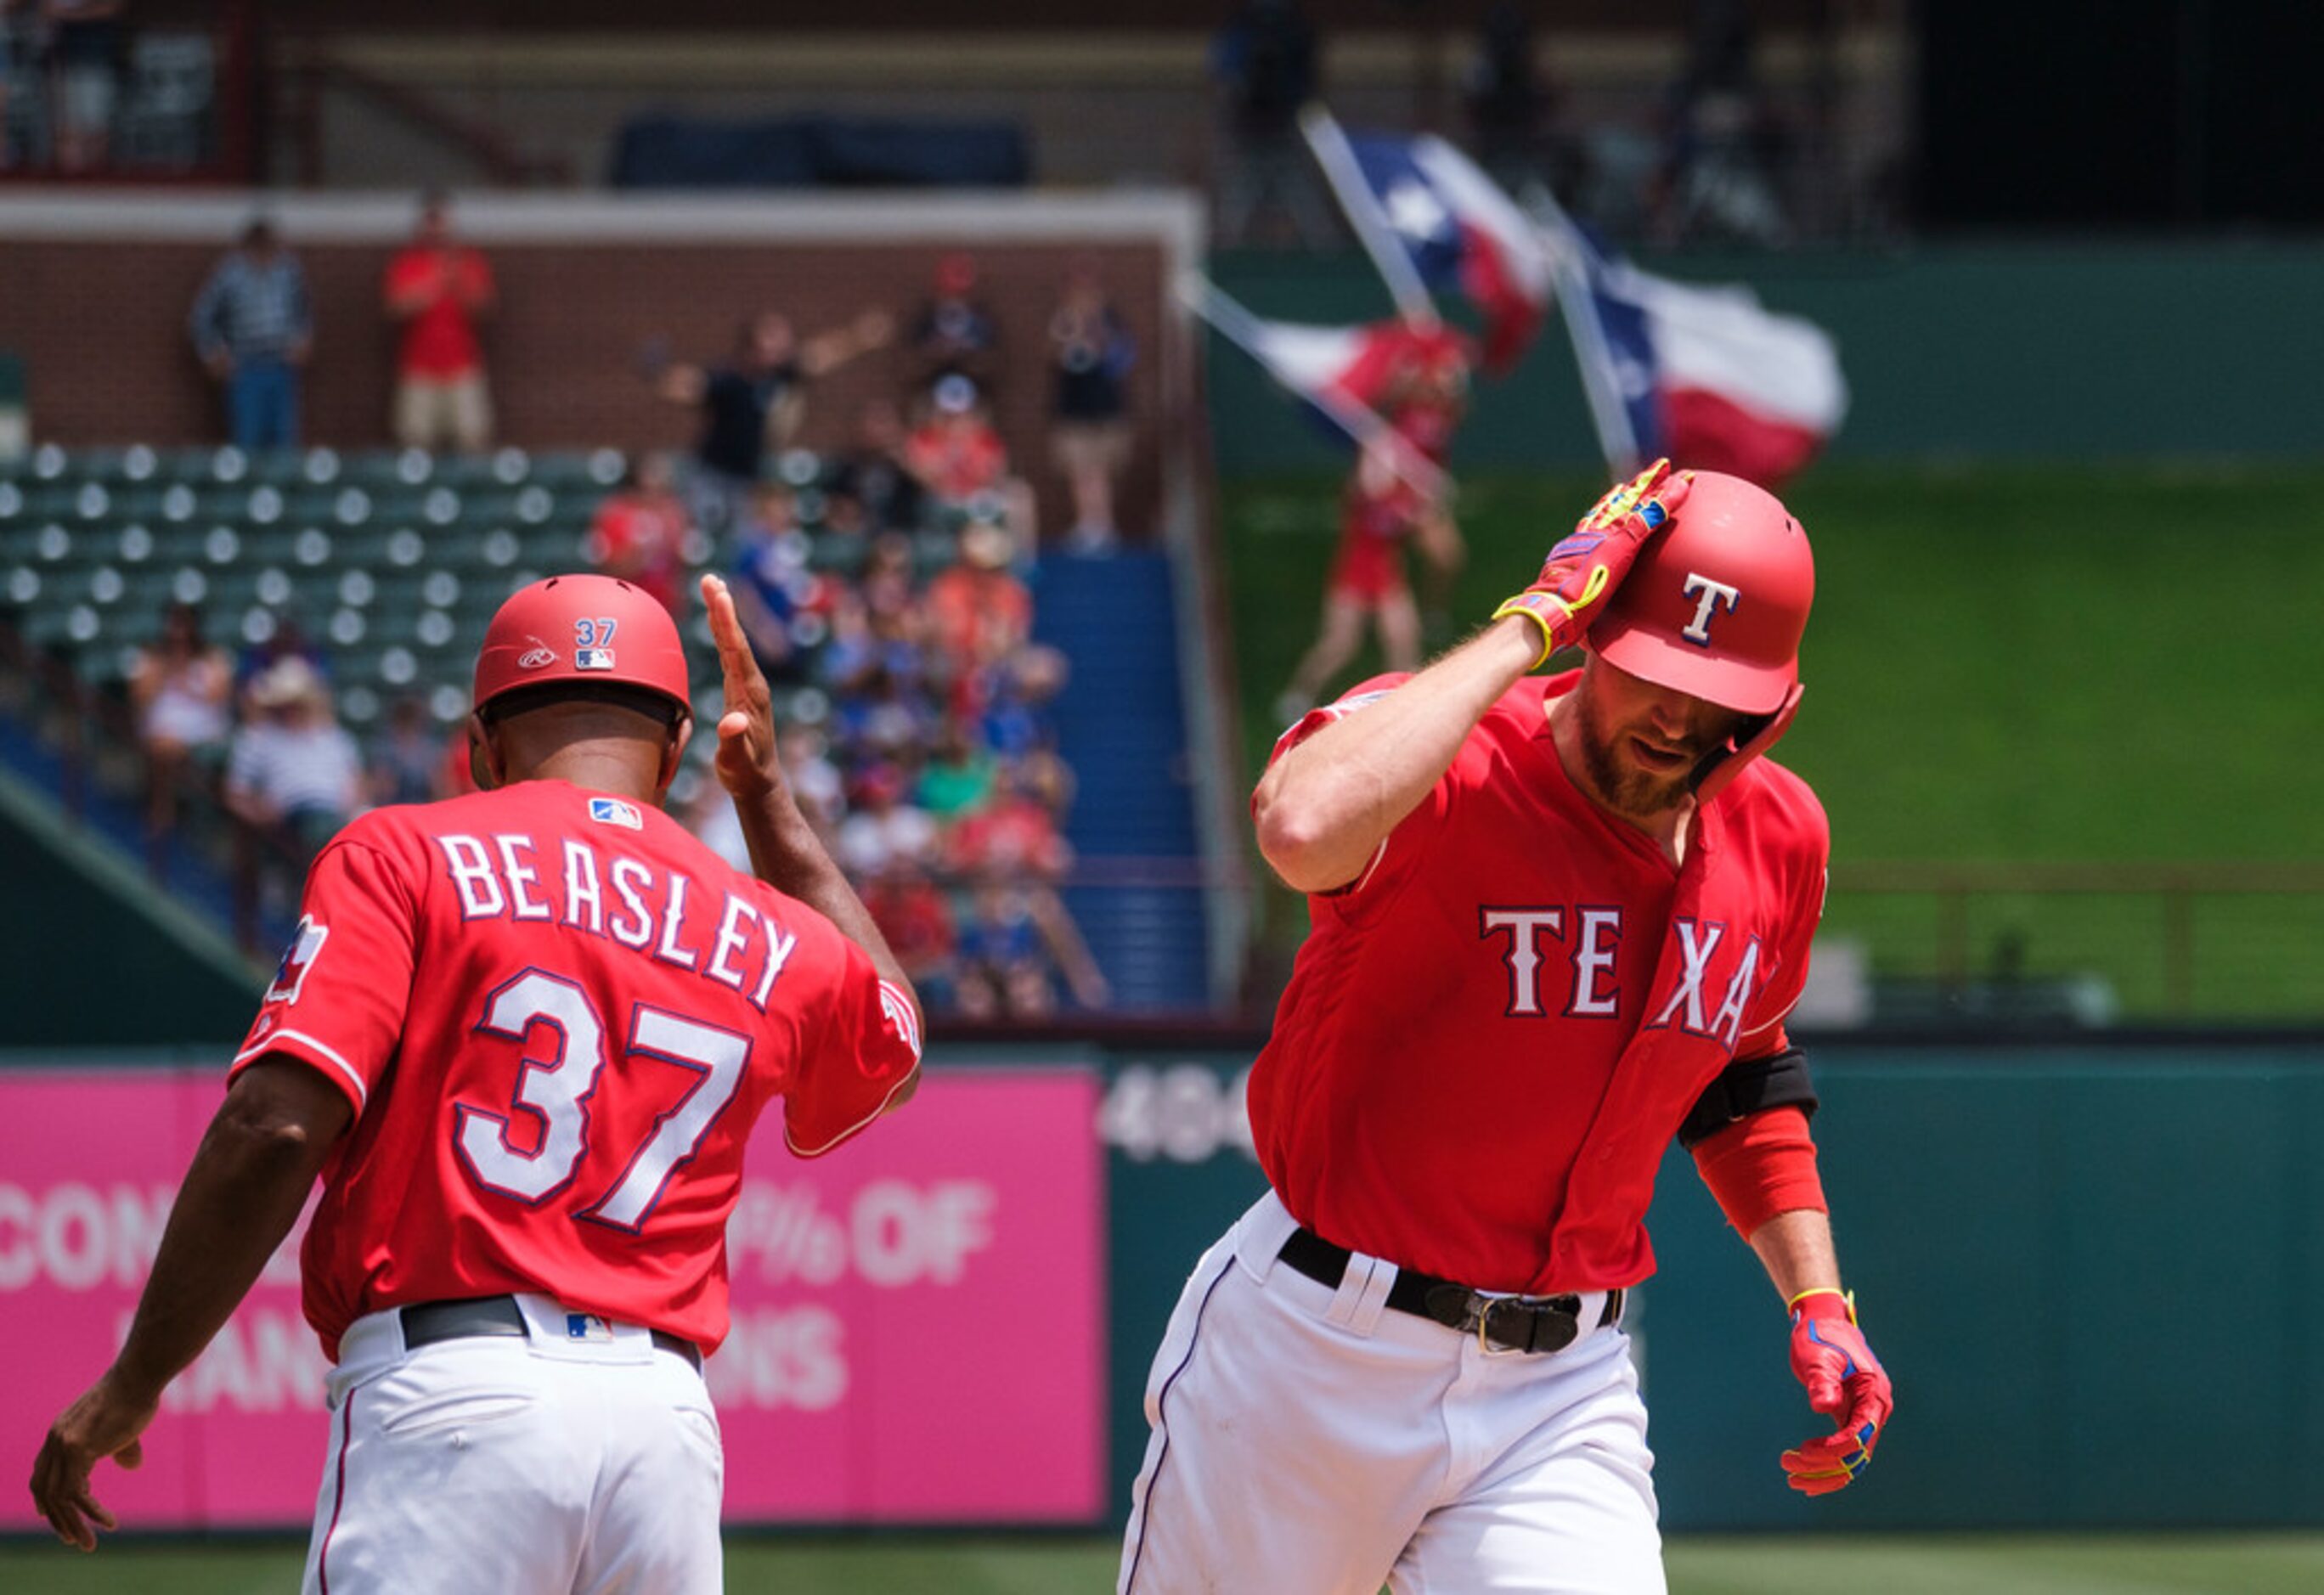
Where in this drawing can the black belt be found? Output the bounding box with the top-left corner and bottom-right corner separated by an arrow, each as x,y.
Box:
1278,1227 -> 1624,1355
399,1295 -> 702,1372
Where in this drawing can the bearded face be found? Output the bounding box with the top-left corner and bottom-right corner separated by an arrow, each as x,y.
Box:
1571,657 -> 1751,820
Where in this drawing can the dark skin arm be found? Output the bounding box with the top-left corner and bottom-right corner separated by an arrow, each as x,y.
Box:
701,572 -> 922,1107
30,1059 -> 351,1550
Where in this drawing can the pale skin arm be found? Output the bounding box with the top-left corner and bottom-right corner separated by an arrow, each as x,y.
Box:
29,1062 -> 350,1551
799,309 -> 895,379
1743,1207 -> 1843,1304
1252,613 -> 1541,893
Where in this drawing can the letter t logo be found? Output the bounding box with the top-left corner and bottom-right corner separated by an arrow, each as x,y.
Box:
1680,572 -> 1742,645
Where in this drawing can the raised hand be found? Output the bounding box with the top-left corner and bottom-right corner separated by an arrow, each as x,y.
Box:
1492,459 -> 1691,670
699,573 -> 787,809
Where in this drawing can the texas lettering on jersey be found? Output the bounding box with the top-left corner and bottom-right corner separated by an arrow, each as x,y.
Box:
1249,670 -> 1828,1298
1479,906 -> 1766,1051
229,780 -> 920,1361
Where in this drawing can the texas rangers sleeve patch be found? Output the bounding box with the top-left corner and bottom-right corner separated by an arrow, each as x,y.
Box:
265,916 -> 330,1005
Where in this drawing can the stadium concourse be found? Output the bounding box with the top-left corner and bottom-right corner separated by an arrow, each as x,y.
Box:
0,440 -> 1213,1020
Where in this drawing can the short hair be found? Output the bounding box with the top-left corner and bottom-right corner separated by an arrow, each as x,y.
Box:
479,679 -> 685,730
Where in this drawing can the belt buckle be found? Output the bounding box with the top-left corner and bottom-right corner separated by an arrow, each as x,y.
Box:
1476,1295 -> 1580,1356
1475,1296 -> 1520,1357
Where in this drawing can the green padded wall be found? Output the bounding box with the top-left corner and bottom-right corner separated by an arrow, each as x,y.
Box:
1206,243 -> 2324,473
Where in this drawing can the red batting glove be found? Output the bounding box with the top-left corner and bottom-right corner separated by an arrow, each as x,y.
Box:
1780,1288 -> 1893,1496
1492,459 -> 1690,670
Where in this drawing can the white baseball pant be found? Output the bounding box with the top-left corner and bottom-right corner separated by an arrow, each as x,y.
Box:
1120,1189 -> 1663,1595
302,1293 -> 723,1595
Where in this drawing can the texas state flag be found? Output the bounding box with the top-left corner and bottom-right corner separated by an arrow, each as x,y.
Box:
1243,316 -> 1452,417
1341,132 -> 1552,373
1539,211 -> 1847,488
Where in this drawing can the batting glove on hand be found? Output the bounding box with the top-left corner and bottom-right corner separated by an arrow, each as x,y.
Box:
1492,459 -> 1689,671
1781,1288 -> 1892,1496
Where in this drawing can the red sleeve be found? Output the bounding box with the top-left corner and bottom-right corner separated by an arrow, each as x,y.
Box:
229,837 -> 420,1116
783,933 -> 922,1159
1257,674 -> 1452,904
1689,1103 -> 1827,1236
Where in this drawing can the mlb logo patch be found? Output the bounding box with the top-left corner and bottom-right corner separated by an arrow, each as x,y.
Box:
564,1312 -> 614,1343
574,647 -> 616,671
266,916 -> 329,1004
589,797 -> 643,831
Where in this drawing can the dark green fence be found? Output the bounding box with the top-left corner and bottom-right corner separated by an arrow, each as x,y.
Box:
1206,244 -> 2324,473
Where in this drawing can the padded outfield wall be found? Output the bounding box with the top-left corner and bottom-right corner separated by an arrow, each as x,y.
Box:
1205,242 -> 2324,471
4,1041 -> 2321,1531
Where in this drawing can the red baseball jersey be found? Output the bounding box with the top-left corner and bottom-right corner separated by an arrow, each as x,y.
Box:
230,780 -> 922,1360
1249,670 -> 1827,1295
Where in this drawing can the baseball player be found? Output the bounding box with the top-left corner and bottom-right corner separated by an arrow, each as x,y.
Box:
31,572 -> 922,1592
1123,463 -> 1893,1593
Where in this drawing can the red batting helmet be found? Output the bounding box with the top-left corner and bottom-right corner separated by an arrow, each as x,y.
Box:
473,574 -> 691,719
1587,471 -> 1814,717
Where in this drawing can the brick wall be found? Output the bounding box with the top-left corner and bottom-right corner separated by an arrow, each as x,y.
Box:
0,235 -> 1168,538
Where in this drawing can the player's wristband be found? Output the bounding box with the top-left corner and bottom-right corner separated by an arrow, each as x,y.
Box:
1787,1286 -> 1855,1320
1492,593 -> 1572,673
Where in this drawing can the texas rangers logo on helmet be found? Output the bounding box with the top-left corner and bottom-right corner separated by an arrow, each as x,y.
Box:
1679,572 -> 1742,646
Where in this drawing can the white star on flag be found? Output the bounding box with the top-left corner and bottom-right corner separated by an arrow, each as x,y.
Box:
1385,180 -> 1448,241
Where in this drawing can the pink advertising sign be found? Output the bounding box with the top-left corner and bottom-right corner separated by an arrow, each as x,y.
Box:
0,1066 -> 1104,1530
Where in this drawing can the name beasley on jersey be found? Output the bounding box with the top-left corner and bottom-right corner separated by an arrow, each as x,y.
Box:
1480,905 -> 1768,1050
437,831 -> 798,1009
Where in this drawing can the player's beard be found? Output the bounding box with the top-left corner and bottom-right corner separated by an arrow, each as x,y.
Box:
1575,685 -> 1702,820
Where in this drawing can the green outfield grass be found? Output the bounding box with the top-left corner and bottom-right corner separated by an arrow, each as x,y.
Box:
1219,461 -> 2324,1016
7,1532 -> 2324,1592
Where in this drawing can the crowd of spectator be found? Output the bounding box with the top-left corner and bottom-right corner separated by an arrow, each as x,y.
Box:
623,251 -> 1133,1017
623,256 -> 1126,1017
145,234 -> 1143,1018
127,600 -> 359,908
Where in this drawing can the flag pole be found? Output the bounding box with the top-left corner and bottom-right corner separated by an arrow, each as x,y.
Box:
1520,183 -> 1639,474
1178,273 -> 1452,503
1297,104 -> 1441,331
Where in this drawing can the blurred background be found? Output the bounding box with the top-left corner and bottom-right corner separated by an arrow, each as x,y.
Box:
1,2 -> 2321,1591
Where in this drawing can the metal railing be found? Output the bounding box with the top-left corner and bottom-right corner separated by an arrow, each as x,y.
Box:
1826,861 -> 2324,1022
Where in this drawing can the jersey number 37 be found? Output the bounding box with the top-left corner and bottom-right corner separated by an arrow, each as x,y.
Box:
454,968 -> 750,1231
